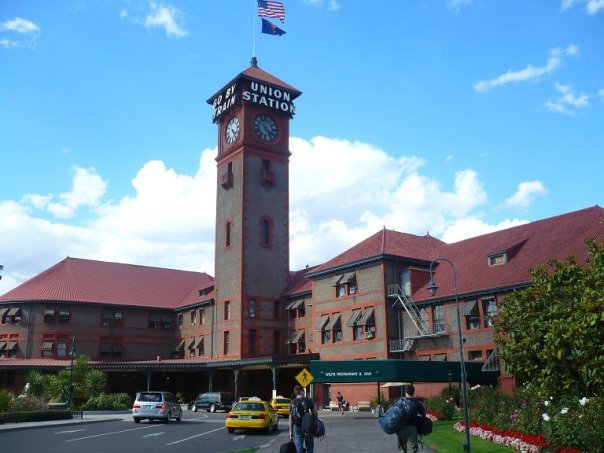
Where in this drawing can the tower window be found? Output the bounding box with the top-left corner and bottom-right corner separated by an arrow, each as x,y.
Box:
224,300 -> 231,320
249,299 -> 256,318
225,221 -> 232,247
259,217 -> 272,246
223,331 -> 230,355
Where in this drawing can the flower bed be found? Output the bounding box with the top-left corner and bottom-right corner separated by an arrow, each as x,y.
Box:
453,421 -> 581,453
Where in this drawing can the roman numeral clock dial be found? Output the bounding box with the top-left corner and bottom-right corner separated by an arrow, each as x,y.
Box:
225,116 -> 240,144
254,114 -> 278,141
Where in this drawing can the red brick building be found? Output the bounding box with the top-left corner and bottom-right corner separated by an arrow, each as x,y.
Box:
1,61 -> 603,406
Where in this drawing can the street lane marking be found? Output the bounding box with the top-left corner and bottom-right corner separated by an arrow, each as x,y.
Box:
165,426 -> 225,445
66,425 -> 158,441
232,434 -> 246,441
142,432 -> 164,437
54,429 -> 86,434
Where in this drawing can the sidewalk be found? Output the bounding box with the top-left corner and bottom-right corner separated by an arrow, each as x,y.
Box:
0,411 -> 130,432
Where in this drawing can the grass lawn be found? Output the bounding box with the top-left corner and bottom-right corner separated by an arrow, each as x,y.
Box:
421,420 -> 515,453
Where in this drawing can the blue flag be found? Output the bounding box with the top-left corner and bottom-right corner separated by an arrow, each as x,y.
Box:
261,18 -> 286,36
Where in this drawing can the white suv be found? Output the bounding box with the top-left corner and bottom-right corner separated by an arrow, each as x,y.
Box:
132,391 -> 182,423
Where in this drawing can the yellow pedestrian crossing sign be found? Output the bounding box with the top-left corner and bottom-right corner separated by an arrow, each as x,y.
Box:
295,368 -> 314,387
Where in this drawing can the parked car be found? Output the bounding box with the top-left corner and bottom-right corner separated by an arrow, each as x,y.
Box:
132,391 -> 182,423
270,396 -> 291,417
225,397 -> 279,433
190,391 -> 235,413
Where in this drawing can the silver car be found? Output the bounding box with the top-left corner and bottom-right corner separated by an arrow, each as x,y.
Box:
132,391 -> 182,423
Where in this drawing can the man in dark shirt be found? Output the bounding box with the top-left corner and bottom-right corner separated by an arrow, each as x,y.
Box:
289,384 -> 318,453
396,384 -> 426,452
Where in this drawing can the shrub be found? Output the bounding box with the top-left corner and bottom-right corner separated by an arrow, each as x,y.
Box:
80,393 -> 132,410
0,389 -> 12,412
11,395 -> 48,412
467,385 -> 517,429
423,394 -> 455,420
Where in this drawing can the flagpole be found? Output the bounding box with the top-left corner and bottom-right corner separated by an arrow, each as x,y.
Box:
252,0 -> 256,59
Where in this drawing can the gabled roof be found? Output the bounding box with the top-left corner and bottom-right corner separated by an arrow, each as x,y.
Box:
0,257 -> 214,310
283,265 -> 318,296
307,229 -> 444,277
413,205 -> 604,302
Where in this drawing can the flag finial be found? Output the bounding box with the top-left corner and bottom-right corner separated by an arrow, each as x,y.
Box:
251,56 -> 258,67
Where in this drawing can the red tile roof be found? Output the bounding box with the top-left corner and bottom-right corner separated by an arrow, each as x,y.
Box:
0,257 -> 214,310
309,228 -> 444,275
412,205 -> 604,302
284,265 -> 319,296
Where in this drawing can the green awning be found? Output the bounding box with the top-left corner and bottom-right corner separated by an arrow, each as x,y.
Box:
310,359 -> 498,384
317,315 -> 329,331
325,313 -> 341,331
432,353 -> 447,361
482,347 -> 500,372
346,309 -> 362,327
461,300 -> 477,316
358,307 -> 374,326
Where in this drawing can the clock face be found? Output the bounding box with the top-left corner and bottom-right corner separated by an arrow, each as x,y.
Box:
225,116 -> 240,144
254,114 -> 278,142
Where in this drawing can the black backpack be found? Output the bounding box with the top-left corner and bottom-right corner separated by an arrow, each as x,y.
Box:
291,397 -> 310,427
417,415 -> 433,436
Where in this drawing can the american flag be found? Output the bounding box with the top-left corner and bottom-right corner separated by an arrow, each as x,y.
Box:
257,0 -> 286,23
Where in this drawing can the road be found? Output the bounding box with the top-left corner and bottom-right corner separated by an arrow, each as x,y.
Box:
0,410 -> 435,453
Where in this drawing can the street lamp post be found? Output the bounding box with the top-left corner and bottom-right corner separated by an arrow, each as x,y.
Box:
67,337 -> 76,409
427,258 -> 471,453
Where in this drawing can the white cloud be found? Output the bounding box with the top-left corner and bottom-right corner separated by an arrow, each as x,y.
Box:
474,46 -> 578,92
561,0 -> 604,14
545,82 -> 589,114
303,0 -> 341,11
505,181 -> 548,209
0,137 -> 537,294
441,217 -> 529,243
598,88 -> 604,99
144,2 -> 188,38
447,0 -> 473,12
0,17 -> 41,49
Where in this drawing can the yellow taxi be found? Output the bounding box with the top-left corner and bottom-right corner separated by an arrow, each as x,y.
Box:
270,396 -> 291,417
225,397 -> 279,434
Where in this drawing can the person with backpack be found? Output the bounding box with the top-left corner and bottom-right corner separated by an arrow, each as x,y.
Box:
289,384 -> 319,453
396,384 -> 426,453
336,391 -> 345,415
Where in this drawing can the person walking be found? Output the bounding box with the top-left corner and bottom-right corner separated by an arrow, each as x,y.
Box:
289,384 -> 319,453
336,391 -> 345,414
396,384 -> 426,453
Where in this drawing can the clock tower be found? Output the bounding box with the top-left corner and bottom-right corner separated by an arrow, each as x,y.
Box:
207,58 -> 301,359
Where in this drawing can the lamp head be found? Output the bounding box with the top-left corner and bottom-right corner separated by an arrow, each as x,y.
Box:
427,279 -> 438,296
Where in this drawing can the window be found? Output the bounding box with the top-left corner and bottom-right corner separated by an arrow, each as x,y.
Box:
58,306 -> 70,323
3,307 -> 22,324
44,306 -> 56,323
488,253 -> 507,266
198,337 -> 205,356
353,325 -> 364,341
273,330 -> 280,354
226,221 -> 232,247
174,339 -> 185,359
468,350 -> 483,361
325,313 -> 342,343
336,285 -> 346,297
190,310 -> 196,326
463,301 -> 480,330
188,338 -> 196,357
260,217 -> 272,246
161,314 -> 172,329
200,307 -> 206,325
57,341 -> 68,358
400,269 -> 411,296
149,313 -> 159,329
273,300 -> 280,319
419,308 -> 429,334
224,301 -> 231,320
223,331 -> 230,355
249,329 -> 256,354
41,340 -> 53,358
262,159 -> 271,170
318,315 -> 331,344
99,336 -> 123,358
178,313 -> 184,327
102,310 -> 123,327
358,307 -> 376,338
433,305 -> 445,333
482,298 -> 497,327
249,299 -> 256,318
335,273 -> 357,297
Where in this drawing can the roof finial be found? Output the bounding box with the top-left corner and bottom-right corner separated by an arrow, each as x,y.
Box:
251,56 -> 258,67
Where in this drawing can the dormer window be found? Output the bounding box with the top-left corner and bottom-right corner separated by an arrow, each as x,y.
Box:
488,253 -> 507,266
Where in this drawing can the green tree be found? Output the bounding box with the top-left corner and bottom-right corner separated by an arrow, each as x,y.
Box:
494,239 -> 604,399
45,356 -> 107,408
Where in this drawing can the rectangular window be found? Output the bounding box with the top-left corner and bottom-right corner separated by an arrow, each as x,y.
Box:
298,302 -> 305,318
200,307 -> 206,325
102,310 -> 123,327
41,340 -> 53,358
161,314 -> 172,329
58,306 -> 70,323
482,298 -> 497,327
273,330 -> 280,354
224,301 -> 230,320
400,269 -> 411,296
464,301 -> 480,330
433,305 -> 445,333
249,329 -> 256,354
198,337 -> 205,356
44,306 -> 56,324
178,313 -> 183,327
468,350 -> 483,361
353,325 -> 364,341
56,341 -> 68,358
488,253 -> 507,266
190,310 -> 196,326
336,285 -> 346,297
226,221 -> 232,247
322,329 -> 331,344
249,299 -> 256,318
273,300 -> 280,319
419,308 -> 429,334
223,331 -> 230,355
149,313 -> 159,329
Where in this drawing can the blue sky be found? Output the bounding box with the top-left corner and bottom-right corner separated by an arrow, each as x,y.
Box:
1,0 -> 603,292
